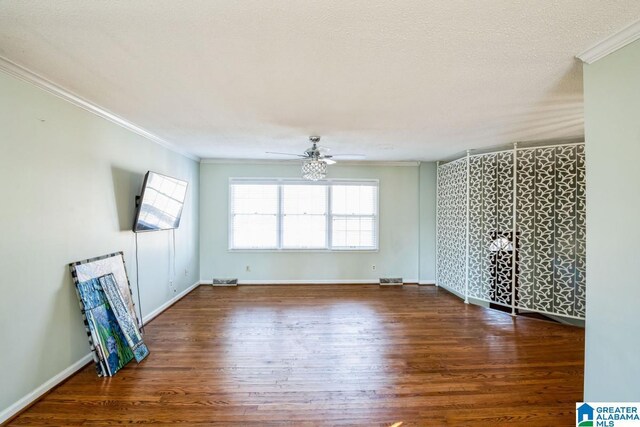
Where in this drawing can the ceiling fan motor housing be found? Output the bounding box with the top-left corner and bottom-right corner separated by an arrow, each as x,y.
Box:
306,136 -> 323,159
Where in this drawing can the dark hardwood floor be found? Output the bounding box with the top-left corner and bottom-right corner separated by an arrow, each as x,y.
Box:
10,285 -> 584,426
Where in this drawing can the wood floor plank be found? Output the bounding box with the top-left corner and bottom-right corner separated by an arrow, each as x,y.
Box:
8,285 -> 584,426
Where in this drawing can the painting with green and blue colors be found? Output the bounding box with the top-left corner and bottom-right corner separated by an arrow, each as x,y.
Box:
99,274 -> 149,362
76,278 -> 134,376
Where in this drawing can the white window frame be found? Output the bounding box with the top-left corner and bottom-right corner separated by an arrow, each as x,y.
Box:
228,178 -> 379,252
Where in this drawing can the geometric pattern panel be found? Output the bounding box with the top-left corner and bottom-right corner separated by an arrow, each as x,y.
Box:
574,145 -> 586,317
467,156 -> 486,300
515,148 -> 537,310
438,143 -> 586,320
532,147 -> 556,313
466,151 -> 515,306
515,144 -> 586,318
553,145 -> 578,316
494,151 -> 515,307
436,158 -> 467,297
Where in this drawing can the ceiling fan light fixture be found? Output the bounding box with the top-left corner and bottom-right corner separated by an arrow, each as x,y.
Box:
301,159 -> 327,181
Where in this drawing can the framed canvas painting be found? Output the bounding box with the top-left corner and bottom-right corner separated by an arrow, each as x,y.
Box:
70,252 -> 140,327
75,277 -> 134,376
70,252 -> 141,376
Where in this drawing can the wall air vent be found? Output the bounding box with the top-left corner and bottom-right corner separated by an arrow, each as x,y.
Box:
379,278 -> 403,286
212,278 -> 238,286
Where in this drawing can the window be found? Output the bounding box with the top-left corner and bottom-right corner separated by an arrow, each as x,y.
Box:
282,184 -> 327,249
229,179 -> 378,251
330,184 -> 377,249
229,183 -> 278,249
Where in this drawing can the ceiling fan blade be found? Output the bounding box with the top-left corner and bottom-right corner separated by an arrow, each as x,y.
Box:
265,151 -> 307,158
323,158 -> 337,165
330,154 -> 366,160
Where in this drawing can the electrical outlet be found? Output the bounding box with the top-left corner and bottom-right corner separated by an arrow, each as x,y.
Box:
372,265 -> 376,271
246,265 -> 251,272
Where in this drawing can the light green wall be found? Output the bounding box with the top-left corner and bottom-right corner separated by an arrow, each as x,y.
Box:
583,39 -> 640,400
0,71 -> 200,415
419,162 -> 437,282
0,62 -> 438,417
200,162 -> 436,282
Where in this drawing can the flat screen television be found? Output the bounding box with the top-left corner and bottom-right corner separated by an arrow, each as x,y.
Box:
133,171 -> 188,232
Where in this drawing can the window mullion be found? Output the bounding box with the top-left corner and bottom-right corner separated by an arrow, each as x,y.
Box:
277,183 -> 283,250
228,184 -> 234,249
326,184 -> 332,249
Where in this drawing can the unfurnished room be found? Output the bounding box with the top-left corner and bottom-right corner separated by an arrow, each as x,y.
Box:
0,2 -> 639,426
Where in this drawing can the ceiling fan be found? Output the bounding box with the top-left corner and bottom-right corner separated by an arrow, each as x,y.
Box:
266,136 -> 366,164
266,136 -> 365,180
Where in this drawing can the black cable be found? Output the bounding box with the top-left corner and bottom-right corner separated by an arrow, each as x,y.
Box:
135,232 -> 145,334
172,228 -> 176,293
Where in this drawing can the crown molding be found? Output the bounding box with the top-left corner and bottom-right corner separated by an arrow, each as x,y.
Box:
201,158 -> 420,166
0,55 -> 200,162
576,19 -> 640,64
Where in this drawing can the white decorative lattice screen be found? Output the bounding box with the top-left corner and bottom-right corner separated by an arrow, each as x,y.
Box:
436,158 -> 467,297
436,143 -> 586,319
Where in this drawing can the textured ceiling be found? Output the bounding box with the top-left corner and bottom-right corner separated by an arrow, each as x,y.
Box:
0,1 -> 638,161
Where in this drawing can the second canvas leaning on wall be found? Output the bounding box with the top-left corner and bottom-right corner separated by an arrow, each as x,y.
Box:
99,273 -> 149,362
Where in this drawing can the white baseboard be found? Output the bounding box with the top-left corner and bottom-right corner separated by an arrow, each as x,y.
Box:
200,279 -> 424,285
202,279 -> 419,285
418,280 -> 436,285
142,280 -> 201,324
243,279 -> 378,285
0,280 -> 201,425
201,279 -> 373,285
0,353 -> 94,425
